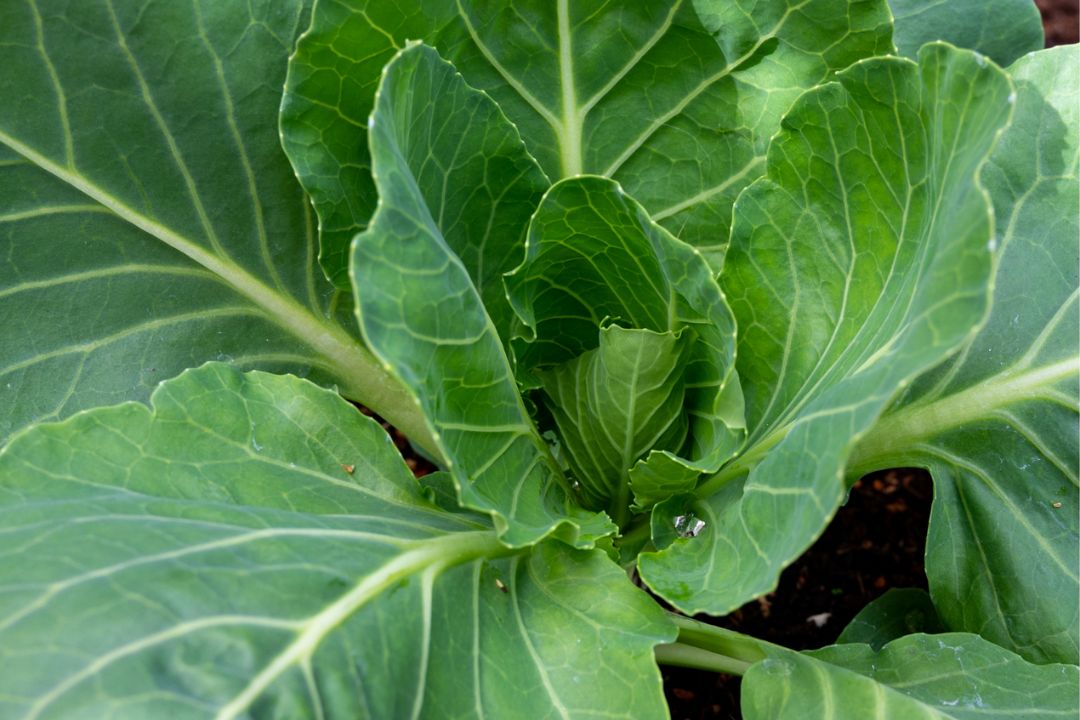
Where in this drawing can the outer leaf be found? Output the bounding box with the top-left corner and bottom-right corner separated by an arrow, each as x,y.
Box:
888,0 -> 1044,67
281,0 -> 893,271
508,176 -> 741,472
353,44 -> 611,548
849,46 -> 1080,665
743,633 -> 1079,719
639,45 -> 1013,614
0,364 -> 675,719
837,588 -> 944,649
0,1 -> 434,450
539,326 -> 691,520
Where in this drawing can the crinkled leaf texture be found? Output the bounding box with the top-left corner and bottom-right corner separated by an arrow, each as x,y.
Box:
888,0 -> 1044,67
281,0 -> 893,277
353,44 -> 611,548
639,44 -> 1014,614
0,0 -> 435,449
0,363 -> 675,720
629,452 -> 705,512
537,325 -> 692,518
743,633 -> 1079,719
849,45 -> 1080,665
506,176 -> 741,521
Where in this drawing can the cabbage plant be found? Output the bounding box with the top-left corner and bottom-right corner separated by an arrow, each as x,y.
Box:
0,1 -> 1076,718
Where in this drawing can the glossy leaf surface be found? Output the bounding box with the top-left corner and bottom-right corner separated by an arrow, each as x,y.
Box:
888,0 -> 1044,66
0,364 -> 674,719
0,0 -> 433,449
640,45 -> 1014,614
743,633 -> 1079,719
353,44 -> 611,547
850,45 -> 1080,665
281,0 -> 893,272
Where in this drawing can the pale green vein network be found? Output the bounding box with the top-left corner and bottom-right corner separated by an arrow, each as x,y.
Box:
641,45 -> 1016,618
103,0 -> 227,261
847,44 -> 1080,666
455,2 -> 560,130
917,444 -> 1077,581
0,526 -> 410,637
27,615 -> 302,720
213,532 -> 503,720
0,125 -> 435,453
27,0 -> 72,168
508,556 -> 572,720
601,0 -> 813,178
283,0 -> 894,281
650,157 -> 766,222
0,308 -> 264,377
350,43 -> 612,547
0,0 -> 447,456
191,0 -> 284,294
0,129 -> 342,353
0,361 -> 675,717
742,633 -> 1079,718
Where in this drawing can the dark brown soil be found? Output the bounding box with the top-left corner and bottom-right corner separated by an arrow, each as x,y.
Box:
360,407 -> 438,478
1036,0 -> 1079,45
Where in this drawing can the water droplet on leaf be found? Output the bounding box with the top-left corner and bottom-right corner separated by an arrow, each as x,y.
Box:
673,513 -> 706,538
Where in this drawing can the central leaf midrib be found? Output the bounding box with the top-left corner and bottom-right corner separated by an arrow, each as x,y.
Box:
613,339 -> 647,523
849,356 -> 1080,472
215,530 -> 514,720
699,356 -> 1079,498
459,0 -> 793,191
0,128 -> 437,456
601,0 -> 811,179
556,0 -> 581,176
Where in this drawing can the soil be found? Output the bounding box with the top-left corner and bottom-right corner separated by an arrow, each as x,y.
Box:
371,8 -> 1075,718
661,470 -> 933,719
1036,0 -> 1079,46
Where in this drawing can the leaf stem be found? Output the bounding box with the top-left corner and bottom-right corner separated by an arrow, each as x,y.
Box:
666,613 -> 780,661
845,357 -> 1080,477
654,642 -> 752,676
657,612 -> 791,677
330,345 -> 444,464
694,426 -> 788,497
618,514 -> 652,550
